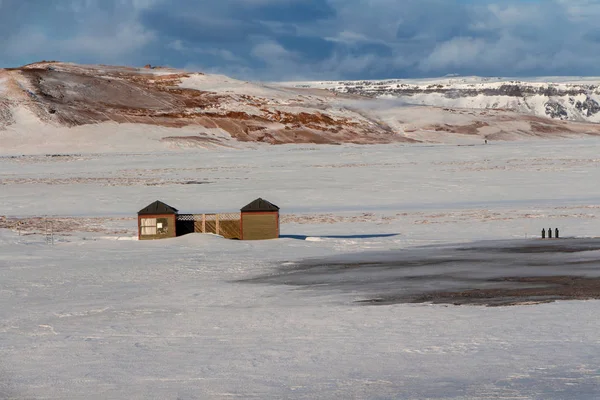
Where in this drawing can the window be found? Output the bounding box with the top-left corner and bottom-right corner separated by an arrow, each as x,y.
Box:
141,218 -> 157,235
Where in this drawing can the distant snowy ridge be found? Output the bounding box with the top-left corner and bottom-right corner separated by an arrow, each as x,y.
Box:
289,76 -> 600,123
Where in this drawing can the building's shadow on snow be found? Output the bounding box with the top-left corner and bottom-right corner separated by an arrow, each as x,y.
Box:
280,233 -> 400,240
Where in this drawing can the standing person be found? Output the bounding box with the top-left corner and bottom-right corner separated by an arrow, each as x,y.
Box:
555,228 -> 559,239
542,228 -> 546,239
548,228 -> 552,238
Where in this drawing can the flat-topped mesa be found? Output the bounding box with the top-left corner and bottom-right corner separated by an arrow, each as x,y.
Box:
292,77 -> 600,123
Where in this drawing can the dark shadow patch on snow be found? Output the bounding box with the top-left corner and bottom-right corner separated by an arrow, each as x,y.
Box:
280,233 -> 400,240
241,238 -> 600,306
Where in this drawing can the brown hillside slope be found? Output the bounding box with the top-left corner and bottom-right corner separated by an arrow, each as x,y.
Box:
0,62 -> 410,145
1,62 -> 600,149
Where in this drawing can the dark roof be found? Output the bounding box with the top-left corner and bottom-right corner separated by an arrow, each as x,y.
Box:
138,200 -> 178,215
241,198 -> 280,212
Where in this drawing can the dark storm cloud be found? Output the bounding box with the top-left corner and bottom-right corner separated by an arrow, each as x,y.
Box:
236,0 -> 336,23
276,35 -> 335,62
1,0 -> 600,80
139,9 -> 268,44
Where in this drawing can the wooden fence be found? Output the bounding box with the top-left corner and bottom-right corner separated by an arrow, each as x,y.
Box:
177,213 -> 241,239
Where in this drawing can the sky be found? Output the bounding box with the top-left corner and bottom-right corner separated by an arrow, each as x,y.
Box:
1,0 -> 600,81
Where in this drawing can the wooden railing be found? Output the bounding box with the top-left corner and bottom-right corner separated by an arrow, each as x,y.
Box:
177,213 -> 241,239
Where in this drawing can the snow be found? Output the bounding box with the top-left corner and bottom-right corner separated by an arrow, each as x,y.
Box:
180,74 -> 301,102
0,110 -> 241,155
287,75 -> 600,88
179,73 -> 358,120
0,77 -> 7,95
180,73 -> 248,92
285,76 -> 600,124
1,139 -> 600,398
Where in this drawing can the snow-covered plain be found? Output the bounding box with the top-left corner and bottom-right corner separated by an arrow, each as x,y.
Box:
1,139 -> 600,399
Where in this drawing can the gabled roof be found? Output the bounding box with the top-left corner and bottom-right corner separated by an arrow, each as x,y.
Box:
241,198 -> 280,212
138,200 -> 178,215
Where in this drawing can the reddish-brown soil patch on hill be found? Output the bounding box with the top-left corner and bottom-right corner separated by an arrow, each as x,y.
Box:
3,63 -> 406,145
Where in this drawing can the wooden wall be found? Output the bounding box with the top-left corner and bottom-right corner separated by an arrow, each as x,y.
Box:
241,212 -> 279,240
138,214 -> 177,240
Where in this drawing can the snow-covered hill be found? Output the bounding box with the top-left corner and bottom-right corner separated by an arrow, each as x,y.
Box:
3,62 -> 600,154
289,76 -> 600,123
0,61 -> 407,152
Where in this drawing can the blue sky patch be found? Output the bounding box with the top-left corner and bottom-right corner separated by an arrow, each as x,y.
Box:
1,0 -> 599,80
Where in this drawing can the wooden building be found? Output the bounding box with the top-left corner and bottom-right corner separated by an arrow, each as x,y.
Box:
138,200 -> 178,240
240,198 -> 280,240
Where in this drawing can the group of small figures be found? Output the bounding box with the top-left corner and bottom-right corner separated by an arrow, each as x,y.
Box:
541,228 -> 559,239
